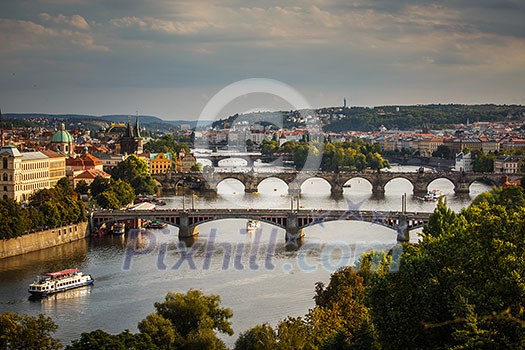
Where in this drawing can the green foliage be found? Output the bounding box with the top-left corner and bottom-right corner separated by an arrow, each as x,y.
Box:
89,176 -> 111,197
321,104 -> 524,132
0,179 -> 86,239
262,139 -> 389,171
190,162 -> 203,172
234,323 -> 277,350
66,329 -> 157,350
144,134 -> 190,156
111,154 -> 157,195
365,187 -> 525,349
0,312 -> 62,349
75,180 -> 90,195
432,145 -> 452,159
471,150 -> 495,173
153,289 -> 234,338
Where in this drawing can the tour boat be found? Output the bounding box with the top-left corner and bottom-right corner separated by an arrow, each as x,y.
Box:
110,222 -> 126,235
423,190 -> 444,202
144,220 -> 168,229
28,268 -> 94,297
246,219 -> 260,234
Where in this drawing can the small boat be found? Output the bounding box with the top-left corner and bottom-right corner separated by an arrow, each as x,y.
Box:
110,222 -> 126,235
144,220 -> 167,229
28,268 -> 94,297
246,219 -> 260,234
423,190 -> 444,202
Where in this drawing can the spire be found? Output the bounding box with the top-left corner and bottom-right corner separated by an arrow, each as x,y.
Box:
125,116 -> 134,138
134,115 -> 141,138
0,107 -> 4,147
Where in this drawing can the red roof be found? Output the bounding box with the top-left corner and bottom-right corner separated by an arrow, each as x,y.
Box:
44,268 -> 79,277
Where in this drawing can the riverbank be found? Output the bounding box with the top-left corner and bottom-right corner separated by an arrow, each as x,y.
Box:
0,221 -> 89,259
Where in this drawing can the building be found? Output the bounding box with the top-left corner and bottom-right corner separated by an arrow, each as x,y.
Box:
50,123 -> 75,155
149,153 -> 172,174
455,152 -> 473,172
73,168 -> 111,187
0,145 -> 54,202
176,152 -> 197,172
66,152 -> 109,186
493,155 -> 523,174
119,117 -> 143,155
417,137 -> 444,157
40,149 -> 67,187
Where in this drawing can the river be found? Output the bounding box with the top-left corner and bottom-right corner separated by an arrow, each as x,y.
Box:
0,166 -> 492,347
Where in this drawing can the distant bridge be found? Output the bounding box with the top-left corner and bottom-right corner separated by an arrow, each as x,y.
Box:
153,170 -> 517,197
91,208 -> 432,243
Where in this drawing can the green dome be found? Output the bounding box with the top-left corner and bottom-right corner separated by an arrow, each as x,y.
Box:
51,123 -> 74,143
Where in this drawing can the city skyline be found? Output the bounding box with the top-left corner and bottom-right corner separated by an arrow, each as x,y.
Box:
2,0 -> 525,120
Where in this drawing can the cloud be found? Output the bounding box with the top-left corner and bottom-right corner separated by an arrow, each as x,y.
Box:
39,12 -> 91,30
110,16 -> 210,35
0,18 -> 108,53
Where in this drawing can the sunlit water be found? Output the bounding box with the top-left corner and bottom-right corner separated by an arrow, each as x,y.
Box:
0,165 -> 491,347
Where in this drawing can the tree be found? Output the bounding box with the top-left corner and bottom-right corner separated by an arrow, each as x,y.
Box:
432,145 -> 452,159
75,180 -> 90,195
89,176 -> 111,198
111,155 -> 157,196
234,324 -> 277,350
138,313 -> 182,349
0,312 -> 62,349
153,289 -> 233,338
137,289 -> 233,349
66,329 -> 156,350
190,162 -> 203,172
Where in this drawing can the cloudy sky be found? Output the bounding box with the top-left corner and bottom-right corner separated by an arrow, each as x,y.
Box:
1,0 -> 525,120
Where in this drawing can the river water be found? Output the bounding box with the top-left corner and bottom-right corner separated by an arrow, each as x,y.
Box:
0,166 -> 491,347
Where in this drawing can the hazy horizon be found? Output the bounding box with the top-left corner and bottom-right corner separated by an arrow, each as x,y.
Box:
2,1 -> 525,121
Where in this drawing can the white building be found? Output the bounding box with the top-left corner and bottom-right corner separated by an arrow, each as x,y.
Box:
455,152 -> 473,172
0,145 -> 64,202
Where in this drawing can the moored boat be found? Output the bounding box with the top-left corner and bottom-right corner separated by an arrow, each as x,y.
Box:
111,222 -> 126,235
144,220 -> 168,229
246,219 -> 261,234
28,268 -> 94,297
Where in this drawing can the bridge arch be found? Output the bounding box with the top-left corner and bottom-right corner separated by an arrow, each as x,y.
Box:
341,176 -> 374,193
427,177 -> 455,192
256,177 -> 289,194
299,176 -> 334,195
383,176 -> 414,194
467,175 -> 498,187
216,178 -> 246,194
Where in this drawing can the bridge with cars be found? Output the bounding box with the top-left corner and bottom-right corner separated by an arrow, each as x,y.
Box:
90,208 -> 433,243
154,170 -> 514,197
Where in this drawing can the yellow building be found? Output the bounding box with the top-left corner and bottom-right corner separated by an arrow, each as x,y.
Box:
0,145 -> 66,202
149,153 -> 172,174
41,150 -> 67,187
417,138 -> 444,157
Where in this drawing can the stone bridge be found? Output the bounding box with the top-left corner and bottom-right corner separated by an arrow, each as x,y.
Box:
154,170 -> 517,197
91,208 -> 432,243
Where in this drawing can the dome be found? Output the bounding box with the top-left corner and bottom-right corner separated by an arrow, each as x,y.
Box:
51,123 -> 74,143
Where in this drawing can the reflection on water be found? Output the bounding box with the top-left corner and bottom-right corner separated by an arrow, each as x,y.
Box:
0,173 -> 493,347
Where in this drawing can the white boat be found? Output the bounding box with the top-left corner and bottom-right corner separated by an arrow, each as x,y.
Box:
423,190 -> 444,202
246,219 -> 260,234
28,268 -> 94,297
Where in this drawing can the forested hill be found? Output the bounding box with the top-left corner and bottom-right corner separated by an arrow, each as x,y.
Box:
321,104 -> 525,132
212,104 -> 525,132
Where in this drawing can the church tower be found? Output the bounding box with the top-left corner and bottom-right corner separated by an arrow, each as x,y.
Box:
119,116 -> 143,155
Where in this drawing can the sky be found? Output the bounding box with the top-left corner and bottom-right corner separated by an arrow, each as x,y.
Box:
1,0 -> 525,121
